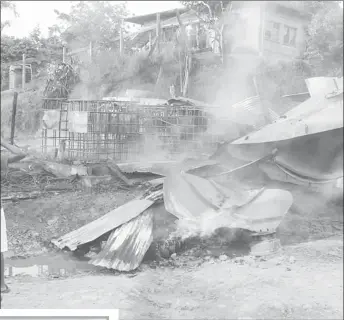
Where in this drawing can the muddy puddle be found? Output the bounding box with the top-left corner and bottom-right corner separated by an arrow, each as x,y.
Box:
5,252 -> 97,279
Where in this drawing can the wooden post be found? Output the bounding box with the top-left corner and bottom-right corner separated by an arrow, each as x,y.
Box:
156,13 -> 161,53
178,50 -> 183,94
259,2 -> 265,57
176,9 -> 188,52
62,46 -> 66,63
10,92 -> 18,145
183,55 -> 192,96
89,41 -> 93,63
119,18 -> 124,56
155,65 -> 163,94
196,24 -> 200,49
22,54 -> 26,90
148,31 -> 152,51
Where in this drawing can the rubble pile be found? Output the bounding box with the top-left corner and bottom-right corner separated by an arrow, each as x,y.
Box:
2,76 -> 342,273
0,157 -> 138,201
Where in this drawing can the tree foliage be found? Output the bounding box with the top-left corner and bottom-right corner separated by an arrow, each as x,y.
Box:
1,27 -> 63,64
0,0 -> 18,31
303,1 -> 343,76
54,1 -> 128,50
180,1 -> 231,22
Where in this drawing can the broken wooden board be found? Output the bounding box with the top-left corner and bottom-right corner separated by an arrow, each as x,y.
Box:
43,161 -> 88,178
79,175 -> 113,189
51,198 -> 154,251
107,160 -> 133,186
90,207 -> 154,271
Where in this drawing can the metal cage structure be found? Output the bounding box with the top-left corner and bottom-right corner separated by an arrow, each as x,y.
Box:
41,98 -> 218,163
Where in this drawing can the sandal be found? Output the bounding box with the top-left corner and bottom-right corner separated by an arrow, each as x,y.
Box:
1,284 -> 10,294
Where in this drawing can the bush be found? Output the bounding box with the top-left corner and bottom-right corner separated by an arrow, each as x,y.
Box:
69,44 -> 184,99
1,78 -> 45,138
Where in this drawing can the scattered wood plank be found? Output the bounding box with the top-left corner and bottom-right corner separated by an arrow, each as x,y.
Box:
42,161 -> 87,178
1,192 -> 41,201
148,36 -> 158,57
1,140 -> 27,163
79,175 -> 113,190
107,160 -> 133,186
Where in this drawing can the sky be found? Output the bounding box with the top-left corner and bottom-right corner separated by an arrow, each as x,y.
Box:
1,1 -> 184,38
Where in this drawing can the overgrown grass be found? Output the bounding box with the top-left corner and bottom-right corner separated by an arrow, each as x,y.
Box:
1,77 -> 45,139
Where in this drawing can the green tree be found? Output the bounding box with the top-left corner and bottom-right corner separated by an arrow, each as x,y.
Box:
0,0 -> 18,31
303,1 -> 343,76
29,26 -> 64,63
0,36 -> 38,63
180,1 -> 231,22
54,1 -> 128,51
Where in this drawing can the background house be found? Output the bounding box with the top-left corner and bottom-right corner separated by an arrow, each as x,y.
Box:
222,1 -> 310,103
261,1 -> 311,61
122,2 -> 311,106
227,1 -> 310,60
125,8 -> 220,54
125,2 -> 310,61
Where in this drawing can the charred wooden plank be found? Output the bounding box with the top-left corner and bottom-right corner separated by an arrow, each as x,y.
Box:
107,160 -> 133,186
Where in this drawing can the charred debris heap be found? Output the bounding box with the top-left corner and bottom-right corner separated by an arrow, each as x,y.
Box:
2,77 -> 343,272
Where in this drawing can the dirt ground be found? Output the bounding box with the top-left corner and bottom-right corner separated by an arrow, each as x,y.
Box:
1,137 -> 343,318
2,185 -> 343,259
2,189 -> 144,258
2,236 -> 343,319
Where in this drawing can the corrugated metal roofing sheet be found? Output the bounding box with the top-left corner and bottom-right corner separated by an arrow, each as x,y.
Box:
90,208 -> 154,271
52,198 -> 154,251
124,8 -> 189,25
231,96 -> 261,113
232,93 -> 343,144
229,95 -> 279,127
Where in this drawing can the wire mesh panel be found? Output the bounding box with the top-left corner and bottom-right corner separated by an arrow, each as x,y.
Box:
41,99 -> 218,163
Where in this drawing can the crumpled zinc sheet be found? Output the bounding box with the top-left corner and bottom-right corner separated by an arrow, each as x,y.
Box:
163,171 -> 293,234
232,94 -> 343,144
223,127 -> 343,183
218,89 -> 343,184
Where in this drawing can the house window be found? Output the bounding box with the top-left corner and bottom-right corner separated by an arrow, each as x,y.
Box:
264,21 -> 280,42
283,25 -> 297,47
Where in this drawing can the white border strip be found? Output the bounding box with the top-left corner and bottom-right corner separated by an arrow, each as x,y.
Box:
0,309 -> 119,320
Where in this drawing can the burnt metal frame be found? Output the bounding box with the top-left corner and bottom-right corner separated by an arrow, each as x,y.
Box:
41,98 -> 217,163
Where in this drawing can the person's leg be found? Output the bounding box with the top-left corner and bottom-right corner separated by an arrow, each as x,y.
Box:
1,207 -> 9,293
0,252 -> 5,290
